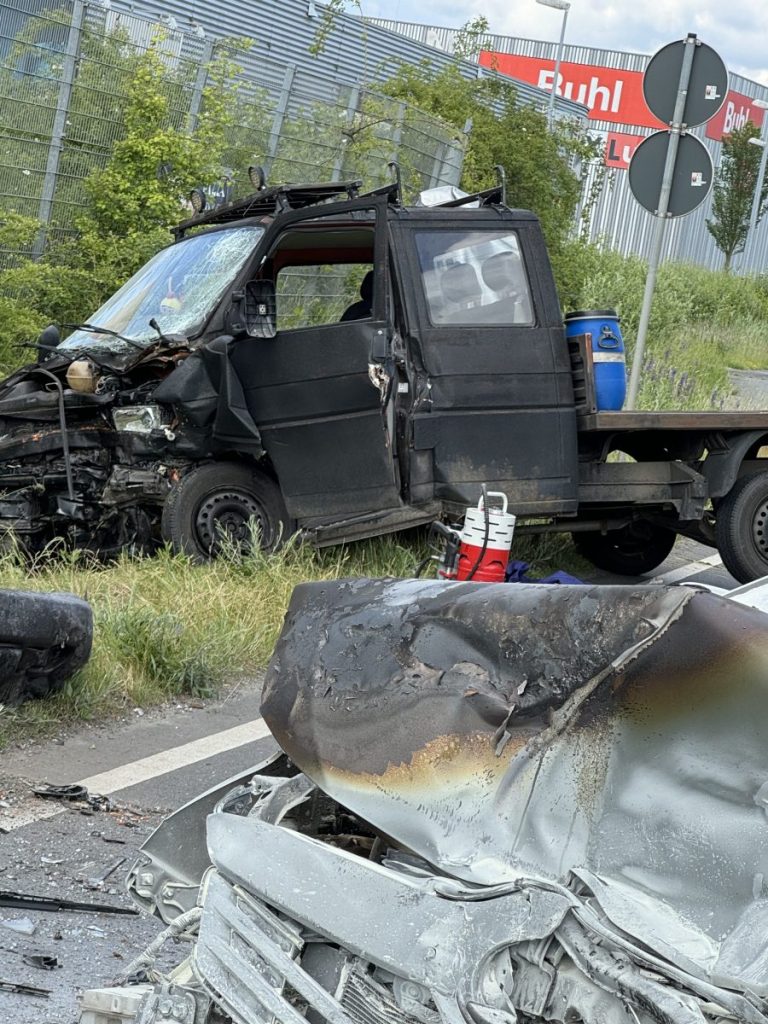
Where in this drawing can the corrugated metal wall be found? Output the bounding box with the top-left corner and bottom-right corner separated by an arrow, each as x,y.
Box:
370,18 -> 768,273
94,0 -> 584,122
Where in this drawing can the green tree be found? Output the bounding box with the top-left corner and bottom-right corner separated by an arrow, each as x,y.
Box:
452,16 -> 491,61
707,120 -> 767,272
380,57 -> 601,285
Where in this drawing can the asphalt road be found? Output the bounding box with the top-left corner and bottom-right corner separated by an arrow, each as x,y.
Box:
0,537 -> 742,1023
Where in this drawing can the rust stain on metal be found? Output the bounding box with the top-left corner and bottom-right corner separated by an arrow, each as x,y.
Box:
316,727 -> 533,793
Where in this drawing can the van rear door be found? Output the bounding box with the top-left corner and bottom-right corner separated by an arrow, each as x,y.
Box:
391,208 -> 579,515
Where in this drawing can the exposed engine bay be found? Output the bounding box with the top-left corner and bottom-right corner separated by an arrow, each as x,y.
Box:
0,342 -> 196,555
81,579 -> 768,1024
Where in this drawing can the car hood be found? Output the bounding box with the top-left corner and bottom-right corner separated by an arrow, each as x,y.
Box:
262,578 -> 768,997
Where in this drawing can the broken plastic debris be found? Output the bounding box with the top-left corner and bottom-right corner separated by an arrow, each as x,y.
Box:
33,783 -> 113,812
0,978 -> 50,998
33,784 -> 88,801
1,916 -> 36,936
22,952 -> 58,970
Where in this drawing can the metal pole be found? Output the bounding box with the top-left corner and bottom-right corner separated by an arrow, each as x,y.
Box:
264,62 -> 296,177
547,7 -> 569,129
33,0 -> 85,259
626,34 -> 697,409
750,140 -> 768,235
331,81 -> 360,182
187,37 -> 215,132
743,136 -> 768,273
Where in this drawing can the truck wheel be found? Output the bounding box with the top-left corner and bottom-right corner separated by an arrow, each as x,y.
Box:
572,521 -> 676,576
161,463 -> 294,561
715,471 -> 768,583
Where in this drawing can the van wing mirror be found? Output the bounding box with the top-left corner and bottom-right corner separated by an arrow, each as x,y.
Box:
243,280 -> 276,339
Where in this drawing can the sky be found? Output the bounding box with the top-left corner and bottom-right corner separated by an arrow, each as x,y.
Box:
360,1 -> 768,87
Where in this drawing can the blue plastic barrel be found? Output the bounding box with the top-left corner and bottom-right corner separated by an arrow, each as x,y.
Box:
565,309 -> 626,411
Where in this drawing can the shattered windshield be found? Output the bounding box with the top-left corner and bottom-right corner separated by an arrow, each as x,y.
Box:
60,226 -> 264,355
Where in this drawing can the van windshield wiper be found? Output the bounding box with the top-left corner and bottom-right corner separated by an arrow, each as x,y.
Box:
61,323 -> 146,351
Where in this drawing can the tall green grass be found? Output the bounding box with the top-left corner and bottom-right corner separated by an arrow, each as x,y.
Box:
569,247 -> 768,410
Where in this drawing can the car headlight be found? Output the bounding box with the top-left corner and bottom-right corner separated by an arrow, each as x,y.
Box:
112,405 -> 165,433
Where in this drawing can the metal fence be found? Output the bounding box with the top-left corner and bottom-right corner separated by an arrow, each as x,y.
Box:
0,0 -> 467,262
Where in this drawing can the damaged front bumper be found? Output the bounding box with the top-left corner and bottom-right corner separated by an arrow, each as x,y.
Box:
81,581 -> 768,1024
83,767 -> 768,1024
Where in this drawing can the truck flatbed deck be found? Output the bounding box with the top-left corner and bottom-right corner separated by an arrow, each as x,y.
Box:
578,410 -> 768,432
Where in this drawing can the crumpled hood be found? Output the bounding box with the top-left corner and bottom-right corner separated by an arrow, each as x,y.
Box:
262,578 -> 768,997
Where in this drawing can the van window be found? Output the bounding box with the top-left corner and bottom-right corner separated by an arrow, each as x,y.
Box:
414,229 -> 533,326
276,263 -> 373,329
266,219 -> 376,330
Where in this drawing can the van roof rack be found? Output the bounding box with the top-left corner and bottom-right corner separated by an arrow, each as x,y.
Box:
437,185 -> 504,208
172,180 -> 363,239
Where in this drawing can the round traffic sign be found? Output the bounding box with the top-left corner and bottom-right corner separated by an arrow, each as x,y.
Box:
644,39 -> 727,128
628,131 -> 713,217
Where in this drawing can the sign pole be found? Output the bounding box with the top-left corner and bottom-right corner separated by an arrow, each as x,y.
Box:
626,34 -> 698,409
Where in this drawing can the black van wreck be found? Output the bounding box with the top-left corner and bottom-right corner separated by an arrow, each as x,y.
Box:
4,177 -> 768,580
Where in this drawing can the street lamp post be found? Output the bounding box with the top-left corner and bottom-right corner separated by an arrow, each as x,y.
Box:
536,0 -> 571,129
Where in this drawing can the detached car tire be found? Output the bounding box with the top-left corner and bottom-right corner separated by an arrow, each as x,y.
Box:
715,471 -> 768,584
572,520 -> 676,576
161,462 -> 294,561
0,590 -> 93,707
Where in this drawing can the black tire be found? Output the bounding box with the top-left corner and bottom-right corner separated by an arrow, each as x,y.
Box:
715,471 -> 768,584
0,590 -> 93,707
572,521 -> 676,576
161,462 -> 294,561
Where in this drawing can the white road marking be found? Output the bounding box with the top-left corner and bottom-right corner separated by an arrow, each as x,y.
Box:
1,717 -> 271,832
651,553 -> 722,585
77,717 -> 272,795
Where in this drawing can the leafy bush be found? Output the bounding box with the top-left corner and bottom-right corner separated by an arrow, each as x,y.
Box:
561,240 -> 768,409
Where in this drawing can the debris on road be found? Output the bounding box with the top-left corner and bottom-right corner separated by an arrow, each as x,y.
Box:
0,943 -> 61,971
0,916 -> 35,936
0,890 -> 138,916
33,784 -> 89,802
21,951 -> 58,970
86,857 -> 126,890
0,978 -> 50,998
33,784 -> 113,812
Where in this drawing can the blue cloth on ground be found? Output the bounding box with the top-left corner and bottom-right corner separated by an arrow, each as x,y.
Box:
505,560 -> 583,585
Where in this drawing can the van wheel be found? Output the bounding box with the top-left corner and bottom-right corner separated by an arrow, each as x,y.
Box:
572,521 -> 676,576
161,463 -> 294,561
715,471 -> 768,584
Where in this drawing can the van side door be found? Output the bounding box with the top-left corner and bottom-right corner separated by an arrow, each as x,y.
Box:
229,198 -> 402,524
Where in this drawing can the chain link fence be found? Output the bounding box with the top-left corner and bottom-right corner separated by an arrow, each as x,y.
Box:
0,0 -> 466,263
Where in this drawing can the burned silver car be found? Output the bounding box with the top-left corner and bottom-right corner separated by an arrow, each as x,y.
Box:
82,579 -> 768,1024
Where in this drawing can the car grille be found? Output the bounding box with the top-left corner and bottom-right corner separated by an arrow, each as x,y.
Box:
340,967 -> 424,1024
194,870 -> 425,1024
